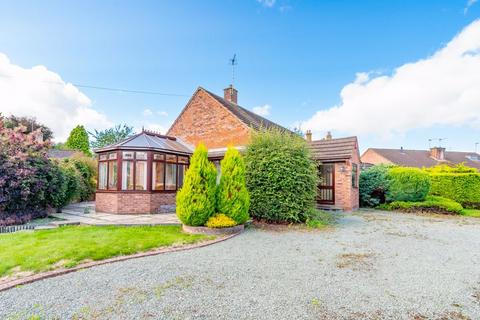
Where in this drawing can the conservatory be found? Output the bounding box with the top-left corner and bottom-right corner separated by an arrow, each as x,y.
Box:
94,130 -> 192,214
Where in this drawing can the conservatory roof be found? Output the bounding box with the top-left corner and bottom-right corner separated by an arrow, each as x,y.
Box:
94,130 -> 193,155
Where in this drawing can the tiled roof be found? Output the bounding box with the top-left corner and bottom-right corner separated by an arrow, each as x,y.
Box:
94,131 -> 193,155
364,148 -> 480,170
47,149 -> 77,159
308,136 -> 358,161
203,88 -> 292,133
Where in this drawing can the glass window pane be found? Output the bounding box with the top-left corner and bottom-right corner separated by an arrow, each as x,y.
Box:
98,162 -> 107,189
165,163 -> 177,190
166,154 -> 177,163
153,153 -> 164,161
178,156 -> 188,164
108,152 -> 117,160
99,154 -> 107,161
108,161 -> 117,190
136,152 -> 147,160
122,161 -> 134,190
178,164 -> 186,188
152,162 -> 165,190
123,151 -> 134,160
135,161 -> 147,190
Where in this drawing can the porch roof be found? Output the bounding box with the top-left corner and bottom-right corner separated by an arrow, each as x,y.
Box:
308,136 -> 358,161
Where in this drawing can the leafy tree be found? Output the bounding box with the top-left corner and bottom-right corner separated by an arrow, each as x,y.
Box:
4,115 -> 54,141
65,125 -> 91,156
245,129 -> 318,223
89,124 -> 134,149
176,144 -> 217,226
216,147 -> 250,224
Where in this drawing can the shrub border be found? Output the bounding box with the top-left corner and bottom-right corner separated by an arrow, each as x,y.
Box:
0,233 -> 238,292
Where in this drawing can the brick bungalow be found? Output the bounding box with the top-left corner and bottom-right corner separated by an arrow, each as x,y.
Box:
95,85 -> 360,213
361,147 -> 480,170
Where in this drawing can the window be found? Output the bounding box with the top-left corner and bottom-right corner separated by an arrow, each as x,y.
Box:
352,163 -> 358,188
136,152 -> 147,160
152,162 -> 165,190
108,152 -> 117,160
135,161 -> 147,190
165,163 -> 177,190
166,154 -> 177,163
123,151 -> 134,160
99,154 -> 107,161
178,164 -> 186,188
108,161 -> 117,189
122,161 -> 134,190
99,162 -> 107,190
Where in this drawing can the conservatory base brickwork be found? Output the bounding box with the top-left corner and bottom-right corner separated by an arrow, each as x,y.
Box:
95,192 -> 176,214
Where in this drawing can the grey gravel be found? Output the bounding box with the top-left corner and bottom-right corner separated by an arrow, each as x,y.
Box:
1,210 -> 480,319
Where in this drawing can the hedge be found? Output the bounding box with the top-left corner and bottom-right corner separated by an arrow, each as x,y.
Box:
245,129 -> 318,223
380,195 -> 463,215
428,173 -> 480,209
359,164 -> 392,207
386,167 -> 431,202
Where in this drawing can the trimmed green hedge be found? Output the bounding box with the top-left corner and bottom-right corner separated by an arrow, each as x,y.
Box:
359,164 -> 392,207
386,167 -> 431,202
245,129 -> 318,223
429,173 -> 480,209
380,195 -> 463,214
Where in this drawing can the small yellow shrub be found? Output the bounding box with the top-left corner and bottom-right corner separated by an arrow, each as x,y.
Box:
205,214 -> 237,228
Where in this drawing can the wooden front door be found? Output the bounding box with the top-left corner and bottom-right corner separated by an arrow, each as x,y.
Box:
317,164 -> 335,205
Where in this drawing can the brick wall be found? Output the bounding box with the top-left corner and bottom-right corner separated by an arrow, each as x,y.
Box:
361,149 -> 393,166
167,88 -> 251,149
96,192 -> 176,214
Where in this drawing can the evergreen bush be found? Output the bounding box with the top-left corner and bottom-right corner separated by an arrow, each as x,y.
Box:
386,167 -> 431,202
66,125 -> 91,156
176,144 -> 217,226
216,147 -> 250,224
359,164 -> 393,207
245,129 -> 318,223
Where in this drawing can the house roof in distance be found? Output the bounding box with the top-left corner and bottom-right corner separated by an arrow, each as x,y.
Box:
47,149 -> 77,159
363,148 -> 480,170
202,87 -> 292,133
94,130 -> 193,155
309,136 -> 359,161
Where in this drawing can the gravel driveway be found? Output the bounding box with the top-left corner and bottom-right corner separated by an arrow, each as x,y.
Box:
1,210 -> 480,319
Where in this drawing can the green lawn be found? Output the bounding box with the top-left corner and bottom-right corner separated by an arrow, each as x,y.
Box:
0,225 -> 211,278
461,209 -> 480,217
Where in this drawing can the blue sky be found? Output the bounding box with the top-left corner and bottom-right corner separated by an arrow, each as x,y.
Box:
0,0 -> 479,152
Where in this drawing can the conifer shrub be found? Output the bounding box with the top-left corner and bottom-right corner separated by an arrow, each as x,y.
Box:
245,129 -> 318,223
359,164 -> 393,207
66,125 -> 91,156
386,167 -> 431,202
176,144 -> 217,226
216,147 -> 250,224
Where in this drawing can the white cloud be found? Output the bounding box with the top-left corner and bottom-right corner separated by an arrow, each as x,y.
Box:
257,0 -> 276,8
302,19 -> 480,139
142,108 -> 153,116
157,110 -> 168,117
464,0 -> 477,14
252,104 -> 271,116
0,53 -> 111,141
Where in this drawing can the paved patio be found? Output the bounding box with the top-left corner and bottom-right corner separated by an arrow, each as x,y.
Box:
50,202 -> 180,226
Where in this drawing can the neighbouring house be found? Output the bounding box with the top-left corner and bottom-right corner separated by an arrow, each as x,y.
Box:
361,147 -> 480,170
47,149 -> 77,159
94,85 -> 361,213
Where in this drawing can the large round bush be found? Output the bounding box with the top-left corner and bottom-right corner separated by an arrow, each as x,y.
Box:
245,129 -> 318,223
176,144 -> 217,226
386,167 -> 431,202
359,164 -> 392,207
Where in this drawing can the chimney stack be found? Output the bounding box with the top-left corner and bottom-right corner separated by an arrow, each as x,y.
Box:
325,131 -> 332,140
430,147 -> 446,161
305,130 -> 312,142
224,85 -> 238,104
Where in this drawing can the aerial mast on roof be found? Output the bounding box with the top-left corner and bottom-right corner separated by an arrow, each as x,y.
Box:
229,54 -> 237,86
